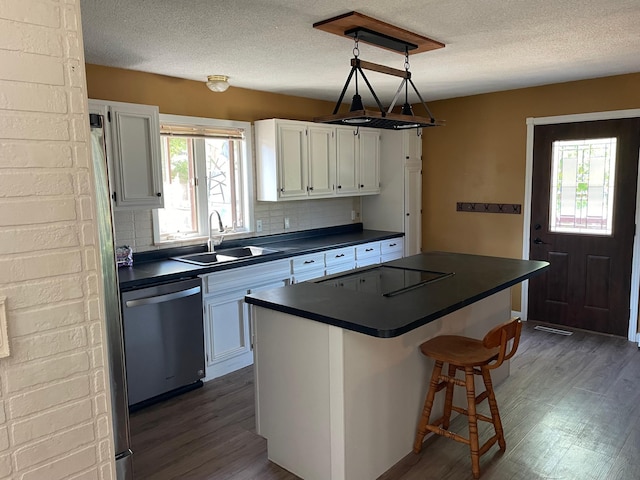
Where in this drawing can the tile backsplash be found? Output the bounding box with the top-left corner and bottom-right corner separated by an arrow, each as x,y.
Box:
114,197 -> 361,252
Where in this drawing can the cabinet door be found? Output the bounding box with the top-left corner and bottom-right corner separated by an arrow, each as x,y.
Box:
358,130 -> 380,195
404,162 -> 422,256
307,125 -> 336,197
406,130 -> 422,162
277,123 -> 308,199
110,103 -> 163,208
203,290 -> 252,381
335,127 -> 359,195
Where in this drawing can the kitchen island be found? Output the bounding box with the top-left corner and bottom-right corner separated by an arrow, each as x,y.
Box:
245,252 -> 548,480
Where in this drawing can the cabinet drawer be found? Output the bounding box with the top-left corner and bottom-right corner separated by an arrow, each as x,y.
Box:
325,247 -> 355,267
291,252 -> 325,272
355,242 -> 380,259
356,255 -> 380,268
203,259 -> 290,295
292,268 -> 325,283
381,238 -> 404,256
325,262 -> 355,276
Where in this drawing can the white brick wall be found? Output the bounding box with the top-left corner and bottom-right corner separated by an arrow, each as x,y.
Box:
0,1 -> 115,479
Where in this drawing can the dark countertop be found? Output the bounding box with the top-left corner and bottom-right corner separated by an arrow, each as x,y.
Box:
118,224 -> 403,291
245,252 -> 549,338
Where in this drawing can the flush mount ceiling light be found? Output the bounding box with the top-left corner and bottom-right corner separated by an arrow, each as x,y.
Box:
313,12 -> 445,130
206,75 -> 230,92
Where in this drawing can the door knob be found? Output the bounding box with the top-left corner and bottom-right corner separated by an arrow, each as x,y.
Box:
533,237 -> 549,245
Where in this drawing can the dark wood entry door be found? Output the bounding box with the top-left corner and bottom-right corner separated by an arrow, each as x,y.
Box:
528,118 -> 640,336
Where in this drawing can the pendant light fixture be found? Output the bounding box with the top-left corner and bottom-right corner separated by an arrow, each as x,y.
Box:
313,12 -> 445,130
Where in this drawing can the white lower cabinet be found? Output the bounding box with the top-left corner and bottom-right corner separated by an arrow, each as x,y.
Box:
324,246 -> 356,276
201,259 -> 290,381
356,241 -> 382,267
381,238 -> 404,263
291,252 -> 325,283
200,238 -> 402,380
203,290 -> 251,381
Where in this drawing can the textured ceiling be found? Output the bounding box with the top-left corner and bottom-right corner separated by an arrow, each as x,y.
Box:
80,0 -> 640,103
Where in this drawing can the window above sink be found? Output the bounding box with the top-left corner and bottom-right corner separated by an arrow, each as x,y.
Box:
152,114 -> 255,244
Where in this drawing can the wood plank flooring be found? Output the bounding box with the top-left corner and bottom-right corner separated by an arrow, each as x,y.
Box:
130,321 -> 640,479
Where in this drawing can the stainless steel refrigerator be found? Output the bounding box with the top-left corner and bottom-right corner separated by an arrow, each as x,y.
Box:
90,113 -> 134,479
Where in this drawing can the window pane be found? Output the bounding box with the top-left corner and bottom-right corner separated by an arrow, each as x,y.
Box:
549,137 -> 617,235
205,138 -> 243,230
158,137 -> 197,237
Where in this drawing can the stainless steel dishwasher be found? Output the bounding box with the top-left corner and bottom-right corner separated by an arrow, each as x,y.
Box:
122,278 -> 204,407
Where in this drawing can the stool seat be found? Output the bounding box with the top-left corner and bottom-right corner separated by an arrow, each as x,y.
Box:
413,317 -> 522,479
419,335 -> 500,367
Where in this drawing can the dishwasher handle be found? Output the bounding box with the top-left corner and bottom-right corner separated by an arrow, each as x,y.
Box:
124,286 -> 201,308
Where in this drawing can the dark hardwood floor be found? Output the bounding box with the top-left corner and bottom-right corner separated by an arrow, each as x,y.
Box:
130,321 -> 640,479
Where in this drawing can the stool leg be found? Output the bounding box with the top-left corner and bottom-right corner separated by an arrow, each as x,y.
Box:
481,367 -> 506,451
442,363 -> 457,430
413,360 -> 444,453
465,367 -> 481,479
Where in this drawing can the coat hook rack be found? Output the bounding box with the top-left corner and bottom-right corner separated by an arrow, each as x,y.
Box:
456,202 -> 521,215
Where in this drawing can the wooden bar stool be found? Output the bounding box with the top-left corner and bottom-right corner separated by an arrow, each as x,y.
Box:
413,317 -> 522,479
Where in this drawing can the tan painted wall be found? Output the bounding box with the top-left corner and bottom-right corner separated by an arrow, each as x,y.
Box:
85,65 -> 361,250
422,73 -> 640,310
0,1 -> 114,478
86,64 -> 336,122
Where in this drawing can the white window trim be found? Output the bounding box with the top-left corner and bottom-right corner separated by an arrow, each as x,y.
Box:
152,114 -> 255,244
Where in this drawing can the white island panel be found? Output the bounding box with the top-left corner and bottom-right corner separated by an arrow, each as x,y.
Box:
253,288 -> 511,480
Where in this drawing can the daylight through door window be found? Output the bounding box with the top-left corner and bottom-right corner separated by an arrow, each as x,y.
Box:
549,137 -> 617,235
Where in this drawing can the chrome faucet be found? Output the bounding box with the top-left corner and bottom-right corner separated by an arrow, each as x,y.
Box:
208,210 -> 224,251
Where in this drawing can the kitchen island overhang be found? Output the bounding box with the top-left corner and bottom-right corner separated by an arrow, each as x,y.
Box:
246,252 -> 549,338
245,252 -> 548,480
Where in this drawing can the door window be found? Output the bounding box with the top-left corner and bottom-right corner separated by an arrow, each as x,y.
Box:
550,137 -> 617,235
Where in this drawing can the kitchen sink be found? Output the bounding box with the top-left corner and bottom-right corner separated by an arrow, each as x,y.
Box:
171,246 -> 281,266
170,252 -> 237,266
215,246 -> 281,258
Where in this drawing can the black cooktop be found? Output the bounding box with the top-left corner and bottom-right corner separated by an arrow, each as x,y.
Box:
317,266 -> 454,297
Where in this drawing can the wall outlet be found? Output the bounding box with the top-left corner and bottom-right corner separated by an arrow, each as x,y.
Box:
284,217 -> 290,229
256,219 -> 263,232
351,210 -> 356,221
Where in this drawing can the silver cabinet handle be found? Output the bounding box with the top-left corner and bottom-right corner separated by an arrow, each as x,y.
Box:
125,286 -> 201,307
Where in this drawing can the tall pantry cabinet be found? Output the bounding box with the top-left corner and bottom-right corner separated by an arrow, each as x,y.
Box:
361,129 -> 423,256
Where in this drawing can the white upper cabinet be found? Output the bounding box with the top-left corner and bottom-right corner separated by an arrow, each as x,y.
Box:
336,126 -> 380,196
277,122 -> 308,199
307,125 -> 336,197
256,119 -> 380,201
89,100 -> 163,208
358,129 -> 381,195
335,127 -> 359,195
256,119 -> 336,201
